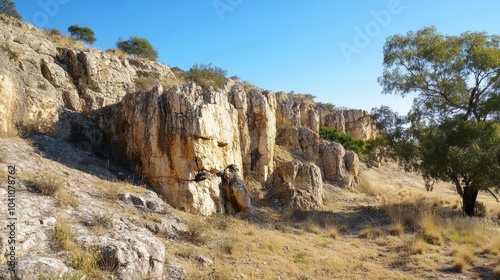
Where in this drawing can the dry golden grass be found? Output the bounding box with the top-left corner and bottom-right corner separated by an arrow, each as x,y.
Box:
410,236 -> 428,254
105,48 -> 131,58
35,28 -> 87,49
388,220 -> 405,236
494,265 -> 500,280
70,247 -> 103,279
419,213 -> 444,246
56,190 -> 80,208
482,234 -> 500,256
51,219 -> 76,251
359,226 -> 384,239
302,219 -> 322,235
451,245 -> 476,273
28,171 -> 65,197
186,216 -> 211,245
327,227 -> 339,239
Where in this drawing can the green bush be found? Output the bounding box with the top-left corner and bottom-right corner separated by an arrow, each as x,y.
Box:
116,37 -> 158,61
0,0 -> 21,20
68,25 -> 96,45
187,63 -> 228,91
319,127 -> 367,154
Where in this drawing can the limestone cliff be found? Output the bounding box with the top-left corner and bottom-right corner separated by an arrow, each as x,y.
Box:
0,15 -> 367,215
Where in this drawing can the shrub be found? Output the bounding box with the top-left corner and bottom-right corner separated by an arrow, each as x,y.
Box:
28,173 -> 65,197
187,63 -> 228,91
68,25 -> 96,45
294,251 -> 307,263
51,220 -> 74,251
474,201 -> 486,217
0,0 -> 21,20
319,127 -> 367,154
1,43 -> 18,60
116,37 -> 158,61
187,216 -> 210,245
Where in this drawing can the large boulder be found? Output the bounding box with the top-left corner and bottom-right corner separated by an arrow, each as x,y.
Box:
218,165 -> 254,214
270,160 -> 324,210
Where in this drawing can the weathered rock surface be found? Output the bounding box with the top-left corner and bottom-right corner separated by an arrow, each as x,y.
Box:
277,127 -> 360,189
218,165 -> 254,214
0,16 -> 173,137
0,16 -> 363,218
94,83 -> 268,216
276,92 -> 376,140
0,137 -> 186,280
271,160 -> 324,210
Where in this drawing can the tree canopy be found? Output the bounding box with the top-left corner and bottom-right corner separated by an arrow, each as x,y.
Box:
116,37 -> 158,61
374,27 -> 500,216
68,25 -> 96,45
0,0 -> 21,20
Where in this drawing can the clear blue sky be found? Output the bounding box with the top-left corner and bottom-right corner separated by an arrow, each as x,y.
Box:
14,0 -> 500,114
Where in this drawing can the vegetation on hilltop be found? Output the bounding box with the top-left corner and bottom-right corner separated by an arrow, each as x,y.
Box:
68,25 -> 96,45
116,37 -> 158,61
0,0 -> 21,20
186,63 -> 228,91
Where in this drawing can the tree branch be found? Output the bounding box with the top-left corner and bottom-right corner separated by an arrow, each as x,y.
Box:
453,178 -> 464,198
486,189 -> 500,202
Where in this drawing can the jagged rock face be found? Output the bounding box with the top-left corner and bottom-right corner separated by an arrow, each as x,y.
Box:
0,17 -> 173,137
320,109 -> 377,140
100,84 -> 242,215
95,83 -> 276,215
276,96 -> 319,133
55,48 -> 173,111
271,160 -> 324,210
229,85 -> 276,181
275,93 -> 376,140
277,127 -> 359,189
219,165 -> 254,214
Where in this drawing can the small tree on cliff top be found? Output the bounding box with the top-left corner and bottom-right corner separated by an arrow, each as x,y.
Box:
68,25 -> 96,45
0,0 -> 21,20
116,37 -> 158,61
374,26 -> 500,216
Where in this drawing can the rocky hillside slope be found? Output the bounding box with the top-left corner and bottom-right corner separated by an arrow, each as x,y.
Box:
0,14 -> 374,217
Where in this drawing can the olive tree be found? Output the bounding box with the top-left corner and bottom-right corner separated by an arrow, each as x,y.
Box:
374,26 -> 500,216
116,37 -> 158,61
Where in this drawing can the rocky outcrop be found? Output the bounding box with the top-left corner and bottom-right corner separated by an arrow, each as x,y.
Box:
229,85 -> 276,181
218,165 -> 254,214
0,16 -> 173,137
95,84 -> 263,216
275,93 -> 376,140
0,16 -> 364,218
277,127 -> 360,189
0,137 -> 187,280
271,160 -> 324,210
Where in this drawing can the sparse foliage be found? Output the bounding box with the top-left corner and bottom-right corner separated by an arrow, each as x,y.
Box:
187,63 -> 228,91
374,26 -> 500,216
0,0 -> 21,20
68,25 -> 96,45
116,37 -> 158,61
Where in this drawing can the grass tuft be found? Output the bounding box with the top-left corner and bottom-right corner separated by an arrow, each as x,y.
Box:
187,216 -> 210,245
51,219 -> 75,251
28,172 -> 65,197
388,221 -> 404,236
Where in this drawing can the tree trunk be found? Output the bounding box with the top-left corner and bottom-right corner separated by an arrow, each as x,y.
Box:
462,186 -> 479,217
